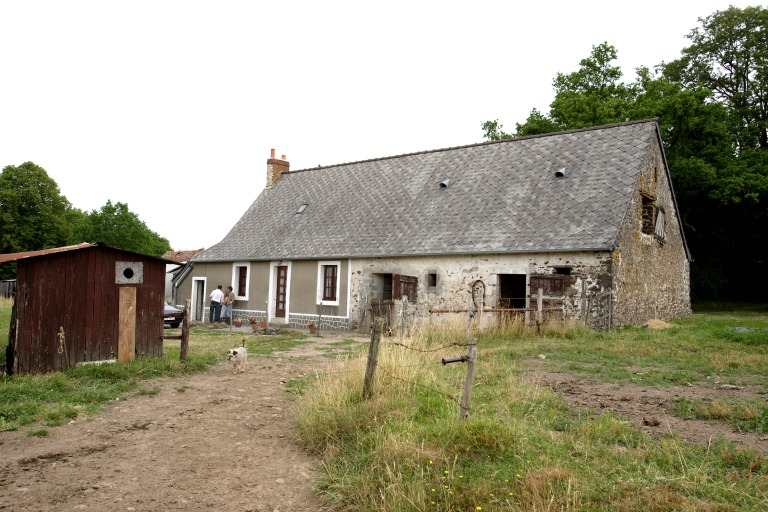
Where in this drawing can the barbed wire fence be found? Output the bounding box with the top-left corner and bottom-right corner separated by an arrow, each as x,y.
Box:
360,287 -> 482,420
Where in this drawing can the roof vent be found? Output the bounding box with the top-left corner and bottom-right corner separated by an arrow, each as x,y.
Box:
439,179 -> 451,188
555,168 -> 567,178
296,203 -> 308,214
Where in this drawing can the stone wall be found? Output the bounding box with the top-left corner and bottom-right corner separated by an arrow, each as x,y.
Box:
611,135 -> 692,326
349,252 -> 615,329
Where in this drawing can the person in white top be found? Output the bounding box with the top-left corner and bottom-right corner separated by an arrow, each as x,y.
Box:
209,285 -> 225,322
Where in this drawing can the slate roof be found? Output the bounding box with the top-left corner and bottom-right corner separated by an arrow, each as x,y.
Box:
194,120 -> 664,262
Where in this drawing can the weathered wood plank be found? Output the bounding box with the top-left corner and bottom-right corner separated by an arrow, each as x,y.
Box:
118,287 -> 136,363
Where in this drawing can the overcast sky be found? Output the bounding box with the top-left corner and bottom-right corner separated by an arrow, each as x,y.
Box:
1,1 -> 762,251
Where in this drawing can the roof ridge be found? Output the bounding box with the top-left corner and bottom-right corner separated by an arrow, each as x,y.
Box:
291,118 -> 660,173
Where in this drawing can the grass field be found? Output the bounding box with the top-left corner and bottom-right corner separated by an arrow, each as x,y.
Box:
295,312 -> 768,511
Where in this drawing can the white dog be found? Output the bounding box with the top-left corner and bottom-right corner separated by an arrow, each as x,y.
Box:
227,347 -> 248,374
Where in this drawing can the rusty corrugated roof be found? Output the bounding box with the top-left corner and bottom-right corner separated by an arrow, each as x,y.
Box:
0,243 -> 180,265
0,243 -> 96,264
161,248 -> 204,264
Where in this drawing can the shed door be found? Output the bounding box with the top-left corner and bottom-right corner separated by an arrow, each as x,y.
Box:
275,266 -> 287,318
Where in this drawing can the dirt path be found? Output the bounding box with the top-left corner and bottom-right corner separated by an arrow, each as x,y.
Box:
530,362 -> 768,455
0,336 -> 367,512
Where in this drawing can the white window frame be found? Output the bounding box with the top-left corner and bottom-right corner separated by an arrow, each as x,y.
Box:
654,208 -> 666,240
317,260 -> 341,306
232,262 -> 251,300
191,276 -> 207,323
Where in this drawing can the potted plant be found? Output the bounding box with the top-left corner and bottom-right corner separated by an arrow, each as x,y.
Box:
249,317 -> 259,331
307,321 -> 317,334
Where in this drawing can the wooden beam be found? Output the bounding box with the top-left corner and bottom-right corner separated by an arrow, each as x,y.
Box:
118,287 -> 136,363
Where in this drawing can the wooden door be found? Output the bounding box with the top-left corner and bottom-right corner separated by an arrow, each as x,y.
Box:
529,274 -> 565,309
275,266 -> 287,318
393,274 -> 418,302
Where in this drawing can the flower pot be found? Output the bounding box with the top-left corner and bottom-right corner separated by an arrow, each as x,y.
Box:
234,317 -> 242,327
251,323 -> 259,331
309,327 -> 317,334
260,321 -> 267,328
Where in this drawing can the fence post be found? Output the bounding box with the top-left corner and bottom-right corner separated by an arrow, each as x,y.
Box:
607,292 -> 612,331
466,292 -> 473,341
400,296 -> 407,343
460,338 -> 478,420
180,299 -> 191,361
362,317 -> 383,399
536,287 -> 544,332
316,304 -> 323,336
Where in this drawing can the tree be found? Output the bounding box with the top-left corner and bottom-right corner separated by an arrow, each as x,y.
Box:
514,109 -> 562,137
480,119 -> 511,141
509,43 -> 636,137
664,6 -> 768,151
549,42 -> 637,129
0,162 -> 81,279
72,200 -> 171,257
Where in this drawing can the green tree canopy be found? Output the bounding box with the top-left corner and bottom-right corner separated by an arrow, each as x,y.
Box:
0,162 -> 83,278
71,200 -> 171,257
663,6 -> 768,150
549,42 -> 637,129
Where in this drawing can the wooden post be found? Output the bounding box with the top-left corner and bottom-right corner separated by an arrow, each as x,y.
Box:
118,287 -> 136,363
180,299 -> 191,361
466,292 -> 473,341
399,296 -> 407,343
362,317 -> 383,399
607,292 -> 612,331
460,338 -> 478,420
536,287 -> 544,333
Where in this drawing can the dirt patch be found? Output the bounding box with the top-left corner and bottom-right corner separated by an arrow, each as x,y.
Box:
0,334 -> 368,512
529,362 -> 768,454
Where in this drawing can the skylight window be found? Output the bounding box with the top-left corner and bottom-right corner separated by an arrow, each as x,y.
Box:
296,203 -> 308,214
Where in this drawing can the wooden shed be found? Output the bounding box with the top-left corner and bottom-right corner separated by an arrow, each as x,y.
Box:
1,243 -> 172,375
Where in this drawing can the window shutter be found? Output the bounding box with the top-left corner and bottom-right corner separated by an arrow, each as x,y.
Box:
529,275 -> 564,296
393,274 -> 418,302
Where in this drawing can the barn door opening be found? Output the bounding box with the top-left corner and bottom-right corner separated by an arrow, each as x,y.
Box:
370,273 -> 417,332
498,274 -> 526,309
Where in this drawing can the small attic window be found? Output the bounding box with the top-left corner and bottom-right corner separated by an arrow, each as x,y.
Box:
555,168 -> 567,178
439,179 -> 451,188
296,203 -> 308,214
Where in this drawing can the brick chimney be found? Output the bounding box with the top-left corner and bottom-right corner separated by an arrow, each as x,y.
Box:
266,148 -> 290,188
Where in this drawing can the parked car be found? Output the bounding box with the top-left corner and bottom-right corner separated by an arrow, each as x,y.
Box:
164,302 -> 184,328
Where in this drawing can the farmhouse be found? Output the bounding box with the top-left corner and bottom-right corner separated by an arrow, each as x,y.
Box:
1,243 -> 171,374
177,119 -> 691,330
